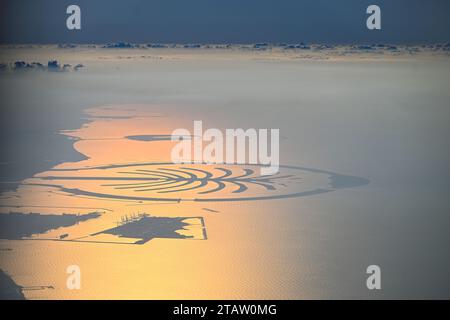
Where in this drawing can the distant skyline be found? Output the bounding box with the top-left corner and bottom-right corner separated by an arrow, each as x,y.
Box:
1,0 -> 450,44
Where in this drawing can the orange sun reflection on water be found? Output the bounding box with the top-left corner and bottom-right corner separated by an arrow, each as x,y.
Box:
0,105 -> 303,299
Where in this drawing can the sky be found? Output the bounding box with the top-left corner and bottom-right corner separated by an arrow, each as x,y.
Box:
1,0 -> 450,44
